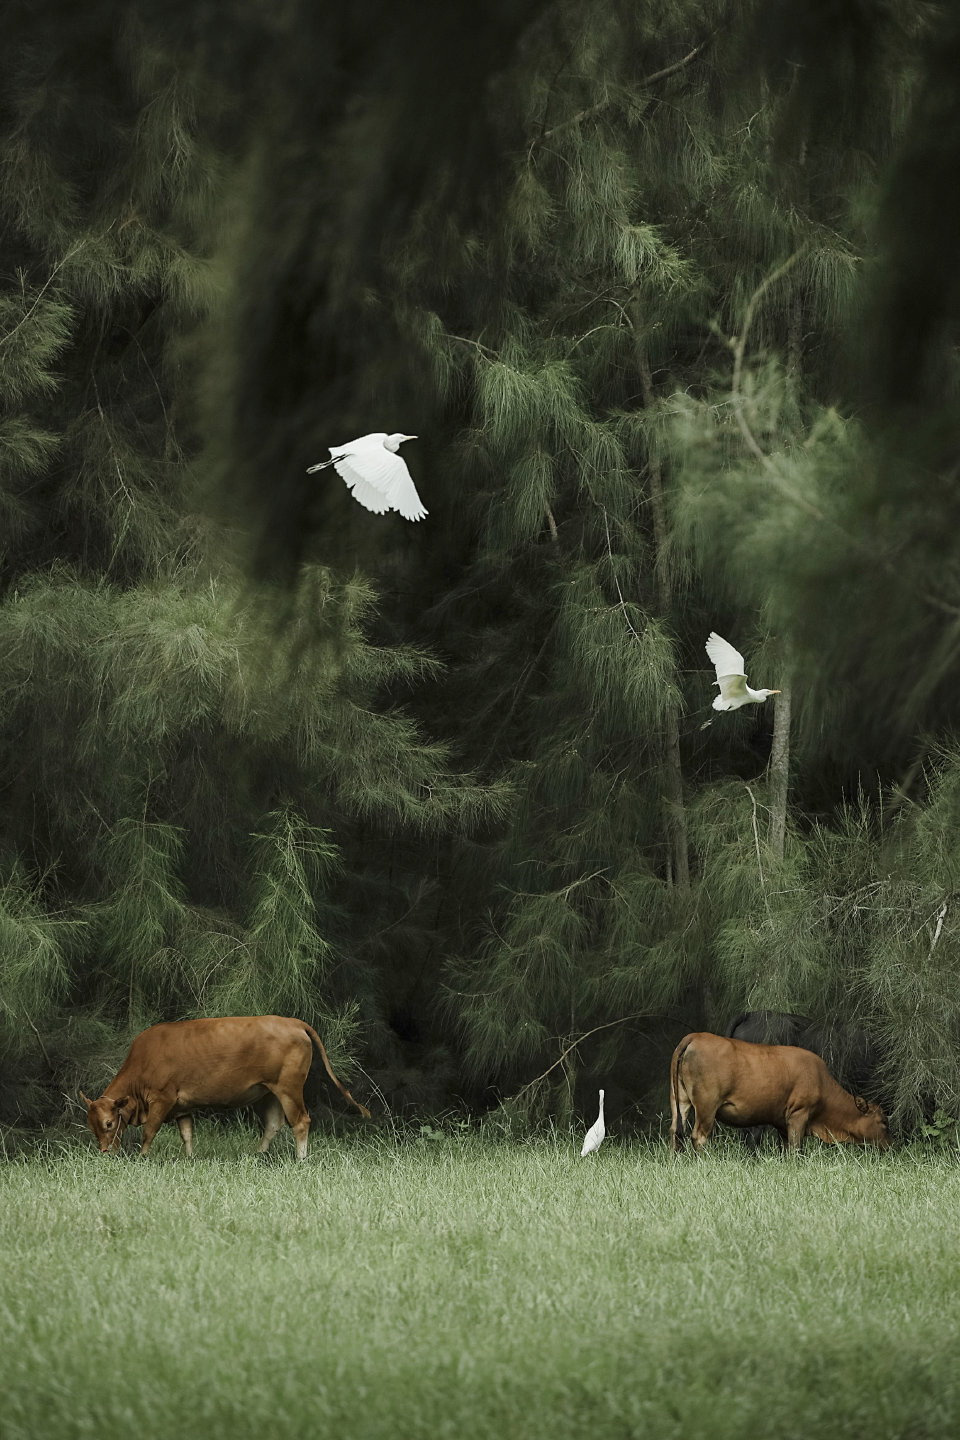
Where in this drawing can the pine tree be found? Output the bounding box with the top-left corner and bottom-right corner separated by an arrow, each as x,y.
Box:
398,0 -> 894,1104
4,0 -> 956,1132
275,0 -> 946,1114
0,3 -> 508,1123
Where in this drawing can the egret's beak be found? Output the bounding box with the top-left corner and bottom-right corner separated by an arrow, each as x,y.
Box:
771,689 -> 782,695
403,434 -> 418,441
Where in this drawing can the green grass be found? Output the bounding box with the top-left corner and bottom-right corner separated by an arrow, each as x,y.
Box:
2,1125 -> 959,1440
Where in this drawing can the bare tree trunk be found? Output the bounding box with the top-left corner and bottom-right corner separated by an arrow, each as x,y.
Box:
637,341 -> 689,891
769,292 -> 801,863
767,674 -> 791,861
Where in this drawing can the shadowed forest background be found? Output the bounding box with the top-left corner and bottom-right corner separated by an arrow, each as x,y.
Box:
1,0 -> 959,1136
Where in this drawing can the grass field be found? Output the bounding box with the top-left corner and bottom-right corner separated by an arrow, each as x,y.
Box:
2,1124 -> 959,1440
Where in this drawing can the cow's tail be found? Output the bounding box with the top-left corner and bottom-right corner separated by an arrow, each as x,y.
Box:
302,1023 -> 371,1118
669,1034 -> 696,1153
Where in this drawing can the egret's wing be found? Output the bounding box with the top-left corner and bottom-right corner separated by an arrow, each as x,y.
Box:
332,456 -> 391,514
341,446 -> 406,497
705,632 -> 747,680
348,448 -> 427,521
391,471 -> 428,522
715,673 -> 750,703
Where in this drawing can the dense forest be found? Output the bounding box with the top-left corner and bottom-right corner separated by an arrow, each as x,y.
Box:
1,0 -> 959,1134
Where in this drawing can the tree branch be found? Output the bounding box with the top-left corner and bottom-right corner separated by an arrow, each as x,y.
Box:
508,1012 -> 650,1104
744,783 -> 774,928
535,40 -> 711,146
601,506 -> 644,643
0,240 -> 86,352
927,901 -> 948,958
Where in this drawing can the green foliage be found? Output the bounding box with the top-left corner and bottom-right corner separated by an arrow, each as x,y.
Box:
0,2 -> 514,1121
1,0 -> 957,1130
0,862 -> 77,1044
919,1109 -> 957,1145
322,0 -> 954,1109
205,808 -> 336,1019
95,819 -> 189,1015
0,552 -> 508,1112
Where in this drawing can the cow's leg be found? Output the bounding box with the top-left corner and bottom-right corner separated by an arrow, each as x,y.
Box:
670,1096 -> 695,1152
676,1094 -> 694,1150
785,1111 -> 810,1151
268,1085 -> 311,1160
254,1095 -> 286,1154
690,1105 -> 717,1153
139,1099 -> 172,1157
669,1088 -> 687,1153
290,1104 -> 311,1161
176,1115 -> 194,1157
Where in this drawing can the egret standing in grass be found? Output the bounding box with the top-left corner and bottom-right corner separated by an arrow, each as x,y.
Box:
580,1089 -> 605,1157
306,432 -> 427,521
705,632 -> 780,711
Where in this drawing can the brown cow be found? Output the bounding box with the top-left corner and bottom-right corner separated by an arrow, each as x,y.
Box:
81,1015 -> 370,1159
669,1031 -> 890,1153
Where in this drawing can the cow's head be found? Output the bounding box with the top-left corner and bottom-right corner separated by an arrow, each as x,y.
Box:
854,1094 -> 891,1149
81,1093 -> 136,1153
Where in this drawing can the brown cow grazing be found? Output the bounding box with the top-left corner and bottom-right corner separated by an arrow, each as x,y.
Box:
669,1032 -> 890,1154
81,1015 -> 370,1159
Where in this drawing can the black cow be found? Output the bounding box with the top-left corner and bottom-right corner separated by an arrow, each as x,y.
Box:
722,1010 -> 885,1146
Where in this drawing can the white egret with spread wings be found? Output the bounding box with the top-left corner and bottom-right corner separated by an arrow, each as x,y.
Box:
307,432 -> 427,521
705,632 -> 780,711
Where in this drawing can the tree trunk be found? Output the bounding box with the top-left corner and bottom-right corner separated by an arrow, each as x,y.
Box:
637,340 -> 689,891
767,675 -> 792,861
769,291 -> 801,864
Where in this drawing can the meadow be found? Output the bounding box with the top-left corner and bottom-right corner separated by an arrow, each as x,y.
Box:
1,1125 -> 959,1440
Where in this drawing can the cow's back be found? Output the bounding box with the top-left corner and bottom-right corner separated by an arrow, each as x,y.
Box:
725,1009 -> 883,1100
682,1033 -> 833,1124
116,1015 -> 312,1106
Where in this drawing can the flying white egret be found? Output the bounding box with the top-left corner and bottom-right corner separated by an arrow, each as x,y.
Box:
306,432 -> 427,521
705,632 -> 780,711
580,1089 -> 605,1157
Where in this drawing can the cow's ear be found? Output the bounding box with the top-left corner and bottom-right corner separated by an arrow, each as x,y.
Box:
80,1091 -> 92,1107
113,1096 -> 129,1111
855,1095 -> 869,1113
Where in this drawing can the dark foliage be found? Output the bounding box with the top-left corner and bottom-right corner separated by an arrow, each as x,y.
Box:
1,0 -> 959,1135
